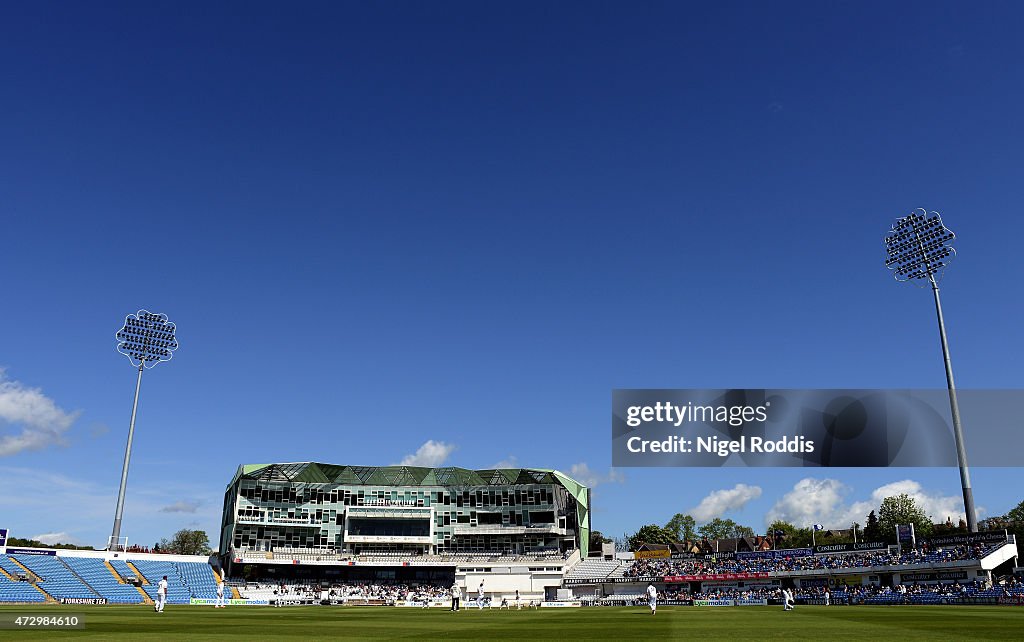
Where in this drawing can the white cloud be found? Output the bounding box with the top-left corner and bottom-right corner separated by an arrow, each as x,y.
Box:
765,477 -> 971,529
568,462 -> 625,488
396,440 -> 456,467
765,478 -> 853,528
159,500 -> 201,514
491,456 -> 519,469
689,484 -> 763,522
32,532 -> 80,546
867,480 -> 967,525
0,369 -> 80,456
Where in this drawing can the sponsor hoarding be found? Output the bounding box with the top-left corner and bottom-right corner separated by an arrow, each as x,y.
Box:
190,598 -> 270,606
924,531 -> 1008,547
4,547 -> 56,556
635,549 -> 671,560
736,548 -> 812,560
831,576 -> 863,586
812,542 -> 888,554
665,572 -> 770,583
900,571 -> 969,582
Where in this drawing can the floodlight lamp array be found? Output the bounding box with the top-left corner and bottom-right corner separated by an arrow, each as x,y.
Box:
884,208 -> 955,283
115,310 -> 178,368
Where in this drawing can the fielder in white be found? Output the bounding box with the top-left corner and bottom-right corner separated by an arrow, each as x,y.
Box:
646,583 -> 658,615
782,588 -> 794,611
477,581 -> 486,610
216,577 -> 226,608
155,575 -> 168,613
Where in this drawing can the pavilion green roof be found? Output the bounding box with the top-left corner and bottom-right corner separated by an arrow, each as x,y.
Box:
229,463 -> 586,491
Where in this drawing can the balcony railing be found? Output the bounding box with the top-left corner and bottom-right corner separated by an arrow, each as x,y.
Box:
451,523 -> 567,536
236,516 -> 322,527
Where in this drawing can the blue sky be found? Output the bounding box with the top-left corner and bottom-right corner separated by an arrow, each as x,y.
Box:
2,1 -> 1022,549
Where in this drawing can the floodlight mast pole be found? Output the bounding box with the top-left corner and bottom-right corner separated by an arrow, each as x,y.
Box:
887,212 -> 977,533
926,269 -> 977,533
109,310 -> 178,551
110,362 -> 144,550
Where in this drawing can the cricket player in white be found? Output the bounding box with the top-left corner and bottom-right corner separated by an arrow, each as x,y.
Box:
782,588 -> 794,611
216,578 -> 226,608
646,583 -> 658,615
155,575 -> 168,613
477,581 -> 485,609
450,582 -> 460,611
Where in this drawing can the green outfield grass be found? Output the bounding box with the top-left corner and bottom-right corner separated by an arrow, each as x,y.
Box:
1,605 -> 1021,640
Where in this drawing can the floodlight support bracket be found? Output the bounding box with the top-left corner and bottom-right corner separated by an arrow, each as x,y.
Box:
109,362 -> 144,549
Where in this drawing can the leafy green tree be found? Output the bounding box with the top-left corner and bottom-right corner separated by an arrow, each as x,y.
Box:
734,525 -> 756,538
664,514 -> 697,542
626,524 -> 674,551
766,520 -> 812,548
6,537 -> 93,551
697,518 -> 756,540
1007,500 -> 1024,523
864,510 -> 882,541
878,494 -> 932,540
158,529 -> 212,556
589,530 -> 612,552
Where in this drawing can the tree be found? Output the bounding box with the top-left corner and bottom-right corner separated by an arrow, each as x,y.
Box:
589,530 -> 612,552
734,524 -> 756,538
664,514 -> 696,542
158,529 -> 212,556
696,518 -> 756,540
878,494 -> 932,540
864,510 -> 882,541
6,537 -> 93,551
1007,500 -> 1024,523
766,520 -> 812,548
626,524 -> 674,551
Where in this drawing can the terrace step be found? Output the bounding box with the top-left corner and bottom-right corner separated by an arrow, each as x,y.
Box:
136,585 -> 154,605
127,561 -> 149,584
104,560 -> 125,584
30,581 -> 57,604
8,558 -> 37,582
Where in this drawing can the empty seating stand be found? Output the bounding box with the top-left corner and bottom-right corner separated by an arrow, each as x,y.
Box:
10,554 -> 98,601
130,560 -> 192,605
178,561 -> 218,599
109,559 -> 141,583
564,558 -> 622,581
61,557 -> 143,604
0,555 -> 45,603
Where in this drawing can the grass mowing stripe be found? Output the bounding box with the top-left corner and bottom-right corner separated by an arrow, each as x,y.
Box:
0,605 -> 1020,640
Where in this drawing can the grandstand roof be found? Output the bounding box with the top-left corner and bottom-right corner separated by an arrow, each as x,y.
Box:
228,463 -> 588,495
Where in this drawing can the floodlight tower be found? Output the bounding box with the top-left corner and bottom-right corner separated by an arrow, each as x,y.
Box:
109,310 -> 178,550
884,209 -> 976,532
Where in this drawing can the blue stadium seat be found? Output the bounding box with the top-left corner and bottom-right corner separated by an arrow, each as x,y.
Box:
0,556 -> 46,603
9,554 -> 98,601
61,557 -> 144,604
